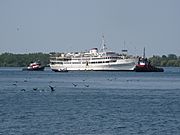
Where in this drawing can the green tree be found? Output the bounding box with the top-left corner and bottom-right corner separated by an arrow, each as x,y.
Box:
0,53 -> 49,67
168,54 -> 177,60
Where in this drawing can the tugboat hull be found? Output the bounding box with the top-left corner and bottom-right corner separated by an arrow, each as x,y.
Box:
135,65 -> 164,72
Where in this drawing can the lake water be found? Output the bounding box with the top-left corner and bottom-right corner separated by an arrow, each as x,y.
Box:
0,67 -> 180,135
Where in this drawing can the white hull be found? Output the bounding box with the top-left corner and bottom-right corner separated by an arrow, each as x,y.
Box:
50,59 -> 137,71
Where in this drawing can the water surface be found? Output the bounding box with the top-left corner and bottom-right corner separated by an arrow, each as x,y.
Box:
0,67 -> 180,135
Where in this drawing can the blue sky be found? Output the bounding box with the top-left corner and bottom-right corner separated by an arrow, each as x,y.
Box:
0,0 -> 179,57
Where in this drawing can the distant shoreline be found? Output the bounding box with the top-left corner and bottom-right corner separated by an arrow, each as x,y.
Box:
0,52 -> 180,67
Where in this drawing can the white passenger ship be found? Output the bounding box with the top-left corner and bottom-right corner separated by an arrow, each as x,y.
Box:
50,37 -> 138,71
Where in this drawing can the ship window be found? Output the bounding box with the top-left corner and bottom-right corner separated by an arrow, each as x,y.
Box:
72,62 -> 81,64
51,62 -> 63,64
57,62 -> 63,64
110,60 -> 117,63
64,62 -> 71,64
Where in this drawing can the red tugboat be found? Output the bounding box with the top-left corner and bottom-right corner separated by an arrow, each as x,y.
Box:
135,48 -> 164,72
22,61 -> 45,71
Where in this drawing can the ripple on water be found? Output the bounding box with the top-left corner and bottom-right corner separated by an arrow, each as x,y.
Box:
0,68 -> 180,134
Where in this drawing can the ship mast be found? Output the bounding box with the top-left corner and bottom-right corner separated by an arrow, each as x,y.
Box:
101,35 -> 107,52
143,47 -> 145,58
122,40 -> 128,55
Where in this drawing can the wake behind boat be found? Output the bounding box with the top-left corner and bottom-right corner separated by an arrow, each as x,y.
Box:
50,36 -> 138,71
22,62 -> 45,71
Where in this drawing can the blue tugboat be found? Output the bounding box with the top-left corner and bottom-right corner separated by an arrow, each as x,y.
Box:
135,48 -> 164,72
22,62 -> 45,71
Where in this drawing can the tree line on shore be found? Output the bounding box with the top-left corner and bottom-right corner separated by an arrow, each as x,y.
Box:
149,54 -> 180,67
0,53 -> 49,67
0,52 -> 180,67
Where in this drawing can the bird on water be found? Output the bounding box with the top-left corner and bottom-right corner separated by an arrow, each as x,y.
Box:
72,83 -> 77,87
49,85 -> 55,91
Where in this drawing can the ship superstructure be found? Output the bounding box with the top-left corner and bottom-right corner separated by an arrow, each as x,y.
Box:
49,37 -> 138,71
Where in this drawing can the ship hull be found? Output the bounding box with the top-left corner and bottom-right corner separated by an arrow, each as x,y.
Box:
22,66 -> 45,71
50,59 -> 137,71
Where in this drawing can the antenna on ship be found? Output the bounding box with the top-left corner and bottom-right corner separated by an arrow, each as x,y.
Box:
122,40 -> 128,55
143,47 -> 146,58
123,40 -> 126,50
101,35 -> 107,52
